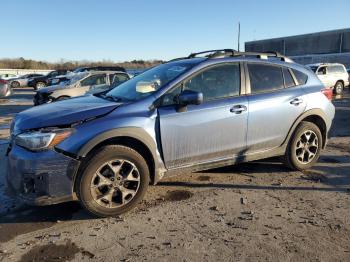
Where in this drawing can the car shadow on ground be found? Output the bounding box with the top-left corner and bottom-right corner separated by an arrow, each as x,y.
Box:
0,158 -> 349,244
160,157 -> 350,192
1,156 -> 349,225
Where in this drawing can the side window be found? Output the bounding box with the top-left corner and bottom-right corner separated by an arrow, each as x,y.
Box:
334,65 -> 345,73
283,68 -> 295,88
327,66 -> 336,74
183,63 -> 240,101
111,73 -> 129,86
80,74 -> 107,86
50,71 -> 59,77
317,66 -> 327,75
248,64 -> 284,94
160,85 -> 182,106
292,69 -> 308,85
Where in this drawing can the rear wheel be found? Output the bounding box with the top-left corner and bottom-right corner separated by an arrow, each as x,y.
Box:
334,81 -> 344,95
11,81 -> 20,88
56,96 -> 70,101
76,145 -> 150,217
284,121 -> 322,170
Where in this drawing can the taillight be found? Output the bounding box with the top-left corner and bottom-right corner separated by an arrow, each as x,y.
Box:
321,88 -> 333,101
0,79 -> 7,84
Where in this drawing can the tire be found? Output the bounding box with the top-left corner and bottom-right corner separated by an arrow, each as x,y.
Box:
76,145 -> 150,217
11,81 -> 20,88
284,121 -> 322,171
56,96 -> 70,101
35,82 -> 46,90
333,81 -> 344,95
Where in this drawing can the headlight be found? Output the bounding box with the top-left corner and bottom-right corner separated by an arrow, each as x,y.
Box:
15,129 -> 73,151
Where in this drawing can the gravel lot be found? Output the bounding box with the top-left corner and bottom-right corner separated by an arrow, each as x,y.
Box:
0,88 -> 349,262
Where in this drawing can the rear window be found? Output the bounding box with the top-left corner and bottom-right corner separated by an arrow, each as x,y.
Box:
248,64 -> 284,94
292,69 -> 308,85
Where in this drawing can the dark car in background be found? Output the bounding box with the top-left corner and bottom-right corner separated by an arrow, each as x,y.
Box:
27,70 -> 69,90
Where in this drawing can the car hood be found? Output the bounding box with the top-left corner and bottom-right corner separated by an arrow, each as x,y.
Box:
14,95 -> 121,132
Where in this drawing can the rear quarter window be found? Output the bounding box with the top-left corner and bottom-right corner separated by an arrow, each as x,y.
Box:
282,68 -> 296,88
292,69 -> 308,85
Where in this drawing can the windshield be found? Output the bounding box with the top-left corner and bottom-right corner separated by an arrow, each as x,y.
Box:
106,61 -> 197,101
67,72 -> 89,85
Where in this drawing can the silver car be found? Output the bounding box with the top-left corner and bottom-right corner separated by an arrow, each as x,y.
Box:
9,73 -> 43,88
0,79 -> 12,97
34,71 -> 130,105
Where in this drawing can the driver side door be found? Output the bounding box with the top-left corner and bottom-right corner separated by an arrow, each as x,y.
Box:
157,63 -> 248,169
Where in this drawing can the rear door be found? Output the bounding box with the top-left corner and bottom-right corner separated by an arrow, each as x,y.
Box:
157,63 -> 248,169
246,63 -> 307,153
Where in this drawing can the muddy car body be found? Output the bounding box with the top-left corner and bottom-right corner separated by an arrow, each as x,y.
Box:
7,50 -> 335,217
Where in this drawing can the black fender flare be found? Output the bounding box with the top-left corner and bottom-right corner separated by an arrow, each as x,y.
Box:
78,127 -> 158,158
75,127 -> 166,185
282,108 -> 328,149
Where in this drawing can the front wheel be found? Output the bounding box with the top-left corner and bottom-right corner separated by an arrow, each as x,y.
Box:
35,82 -> 46,90
76,145 -> 150,217
284,121 -> 322,171
334,81 -> 344,95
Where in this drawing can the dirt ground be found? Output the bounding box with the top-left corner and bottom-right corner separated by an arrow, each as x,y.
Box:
0,88 -> 349,262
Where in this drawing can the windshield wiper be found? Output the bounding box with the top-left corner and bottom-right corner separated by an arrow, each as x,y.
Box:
97,93 -> 123,102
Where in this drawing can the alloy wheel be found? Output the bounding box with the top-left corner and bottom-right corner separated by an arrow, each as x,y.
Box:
36,82 -> 45,89
335,82 -> 343,94
295,130 -> 319,164
90,159 -> 141,208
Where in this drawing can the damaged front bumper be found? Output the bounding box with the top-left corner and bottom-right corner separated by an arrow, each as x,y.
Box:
6,144 -> 80,206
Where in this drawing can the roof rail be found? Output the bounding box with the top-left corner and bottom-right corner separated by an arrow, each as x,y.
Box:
167,49 -> 294,63
188,49 -> 236,58
207,49 -> 294,63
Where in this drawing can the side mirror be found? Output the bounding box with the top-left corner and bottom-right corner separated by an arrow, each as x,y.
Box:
177,90 -> 203,106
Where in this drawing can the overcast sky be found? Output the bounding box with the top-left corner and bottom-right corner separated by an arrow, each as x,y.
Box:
1,0 -> 349,62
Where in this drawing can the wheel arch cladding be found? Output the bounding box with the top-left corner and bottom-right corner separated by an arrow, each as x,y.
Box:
283,109 -> 329,150
300,115 -> 327,148
74,135 -> 156,190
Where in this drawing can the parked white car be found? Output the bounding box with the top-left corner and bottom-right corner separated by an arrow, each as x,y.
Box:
307,63 -> 349,95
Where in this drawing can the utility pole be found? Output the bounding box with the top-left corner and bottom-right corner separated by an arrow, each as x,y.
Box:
238,22 -> 241,52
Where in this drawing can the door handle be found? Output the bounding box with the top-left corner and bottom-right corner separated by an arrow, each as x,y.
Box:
230,105 -> 247,114
290,98 -> 303,106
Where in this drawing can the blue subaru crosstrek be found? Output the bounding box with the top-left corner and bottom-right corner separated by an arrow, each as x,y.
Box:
7,50 -> 335,217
